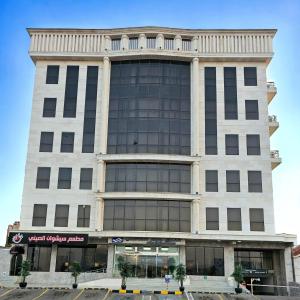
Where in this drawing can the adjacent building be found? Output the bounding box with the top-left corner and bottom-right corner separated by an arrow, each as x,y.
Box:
6,26 -> 296,293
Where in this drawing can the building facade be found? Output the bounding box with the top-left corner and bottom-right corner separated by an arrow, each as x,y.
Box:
7,27 -> 296,293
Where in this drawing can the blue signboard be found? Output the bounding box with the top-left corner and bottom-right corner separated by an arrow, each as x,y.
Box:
112,237 -> 123,244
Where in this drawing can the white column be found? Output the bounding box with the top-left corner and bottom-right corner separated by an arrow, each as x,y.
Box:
224,244 -> 235,279
192,161 -> 200,194
49,245 -> 58,273
121,34 -> 129,50
174,35 -> 181,51
191,57 -> 200,156
95,196 -> 104,231
99,56 -> 111,154
192,199 -> 200,233
156,34 -> 164,49
139,34 -> 146,49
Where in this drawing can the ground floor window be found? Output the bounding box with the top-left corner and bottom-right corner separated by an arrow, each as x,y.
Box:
113,245 -> 179,278
55,245 -> 108,272
234,250 -> 273,270
186,246 -> 224,276
27,245 -> 51,272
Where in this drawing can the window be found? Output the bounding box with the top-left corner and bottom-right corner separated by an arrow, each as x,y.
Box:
234,250 -> 273,270
46,65 -> 59,84
39,132 -> 54,152
54,204 -> 69,227
205,67 -> 217,154
111,39 -> 121,51
146,37 -> 156,49
27,246 -> 51,271
57,168 -> 72,189
79,168 -> 93,190
164,38 -> 174,50
249,208 -> 264,231
182,39 -> 191,51
43,98 -> 56,117
186,246 -> 224,276
224,67 -> 238,120
82,66 -> 98,153
225,134 -> 239,155
226,170 -> 240,192
248,171 -> 262,192
77,205 -> 91,227
104,200 -> 191,232
245,100 -> 259,120
108,60 -> 190,155
227,208 -> 242,231
244,67 -> 257,86
206,208 -> 219,230
129,37 -> 138,49
61,132 -> 74,153
32,204 -> 47,226
105,163 -> 190,193
247,135 -> 260,155
36,167 -> 51,189
63,66 -> 79,118
205,170 -> 218,192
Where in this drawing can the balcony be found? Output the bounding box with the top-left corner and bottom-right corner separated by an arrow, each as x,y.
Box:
268,115 -> 279,136
267,81 -> 277,103
271,150 -> 281,169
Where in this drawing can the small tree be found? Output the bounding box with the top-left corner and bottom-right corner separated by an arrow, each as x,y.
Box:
232,264 -> 244,290
117,256 -> 132,289
168,257 -> 176,275
70,261 -> 81,288
20,260 -> 31,284
175,263 -> 186,292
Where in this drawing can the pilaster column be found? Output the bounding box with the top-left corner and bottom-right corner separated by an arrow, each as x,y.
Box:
121,34 -> 129,50
156,34 -> 164,49
139,34 -> 146,49
95,196 -> 104,231
49,245 -> 58,273
104,36 -> 111,51
96,160 -> 105,192
99,56 -> 111,154
191,57 -> 200,156
192,199 -> 200,233
192,161 -> 200,194
224,244 -> 235,279
174,35 -> 181,50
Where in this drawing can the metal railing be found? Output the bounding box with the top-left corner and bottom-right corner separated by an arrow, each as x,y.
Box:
267,81 -> 276,88
270,150 -> 280,159
268,115 -> 278,122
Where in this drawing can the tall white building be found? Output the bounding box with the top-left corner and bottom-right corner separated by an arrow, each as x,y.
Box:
7,27 -> 296,294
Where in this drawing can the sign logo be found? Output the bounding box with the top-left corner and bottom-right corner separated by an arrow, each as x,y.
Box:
112,237 -> 123,244
12,233 -> 23,244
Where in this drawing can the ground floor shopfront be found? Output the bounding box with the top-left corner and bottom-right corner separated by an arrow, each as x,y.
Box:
6,232 -> 294,294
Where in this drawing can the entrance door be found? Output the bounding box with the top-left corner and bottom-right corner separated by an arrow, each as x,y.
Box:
10,254 -> 22,276
136,256 -> 156,278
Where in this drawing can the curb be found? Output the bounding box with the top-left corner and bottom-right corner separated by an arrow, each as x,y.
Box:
112,289 -> 183,295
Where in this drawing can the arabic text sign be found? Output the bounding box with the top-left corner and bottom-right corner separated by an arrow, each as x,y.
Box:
8,232 -> 88,246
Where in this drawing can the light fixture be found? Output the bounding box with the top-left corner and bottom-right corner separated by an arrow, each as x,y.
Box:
161,247 -> 169,251
143,247 -> 151,251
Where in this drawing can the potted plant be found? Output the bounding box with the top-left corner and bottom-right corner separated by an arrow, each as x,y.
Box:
70,261 -> 81,289
19,260 -> 31,288
231,264 -> 244,294
117,256 -> 132,290
175,263 -> 186,292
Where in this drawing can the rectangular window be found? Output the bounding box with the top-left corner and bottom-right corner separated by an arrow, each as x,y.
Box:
226,170 -> 240,192
46,65 -> 59,84
235,250 -> 273,270
182,39 -> 191,51
205,170 -> 218,192
104,200 -> 191,232
79,168 -> 93,190
36,167 -> 51,189
27,246 -> 51,271
57,168 -> 72,189
63,66 -> 79,118
77,205 -> 91,227
247,134 -> 261,155
227,208 -> 242,231
129,37 -> 138,49
39,132 -> 54,152
164,38 -> 174,50
82,66 -> 98,153
248,171 -> 262,192
61,132 -> 74,153
206,208 -> 219,230
32,204 -> 47,226
205,67 -> 217,154
146,37 -> 156,49
245,100 -> 259,120
111,39 -> 121,51
249,208 -> 264,231
43,98 -> 56,117
224,67 -> 238,120
244,67 -> 257,86
54,204 -> 69,227
225,134 -> 239,155
105,163 -> 190,193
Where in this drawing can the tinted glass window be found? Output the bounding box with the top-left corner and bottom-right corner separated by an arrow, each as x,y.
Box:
245,100 -> 259,120
205,170 -> 218,192
46,65 -> 59,84
27,246 -> 51,271
105,163 -> 190,193
80,168 -> 93,190
43,98 -> 56,117
32,204 -> 47,226
225,134 -> 239,155
206,208 -> 219,230
77,205 -> 91,227
61,132 -> 74,153
36,167 -> 51,189
248,171 -> 262,192
244,67 -> 257,86
54,204 -> 69,227
247,134 -> 260,155
226,170 -> 240,192
224,67 -> 237,120
39,132 -> 54,152
57,168 -> 72,189
108,60 -> 190,155
249,208 -> 264,231
227,208 -> 242,231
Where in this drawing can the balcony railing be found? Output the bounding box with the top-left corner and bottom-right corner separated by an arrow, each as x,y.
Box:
270,150 -> 280,159
268,115 -> 277,122
268,115 -> 279,136
271,150 -> 281,170
267,81 -> 277,103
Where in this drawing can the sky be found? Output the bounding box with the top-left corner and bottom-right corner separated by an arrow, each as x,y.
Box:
0,0 -> 300,246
